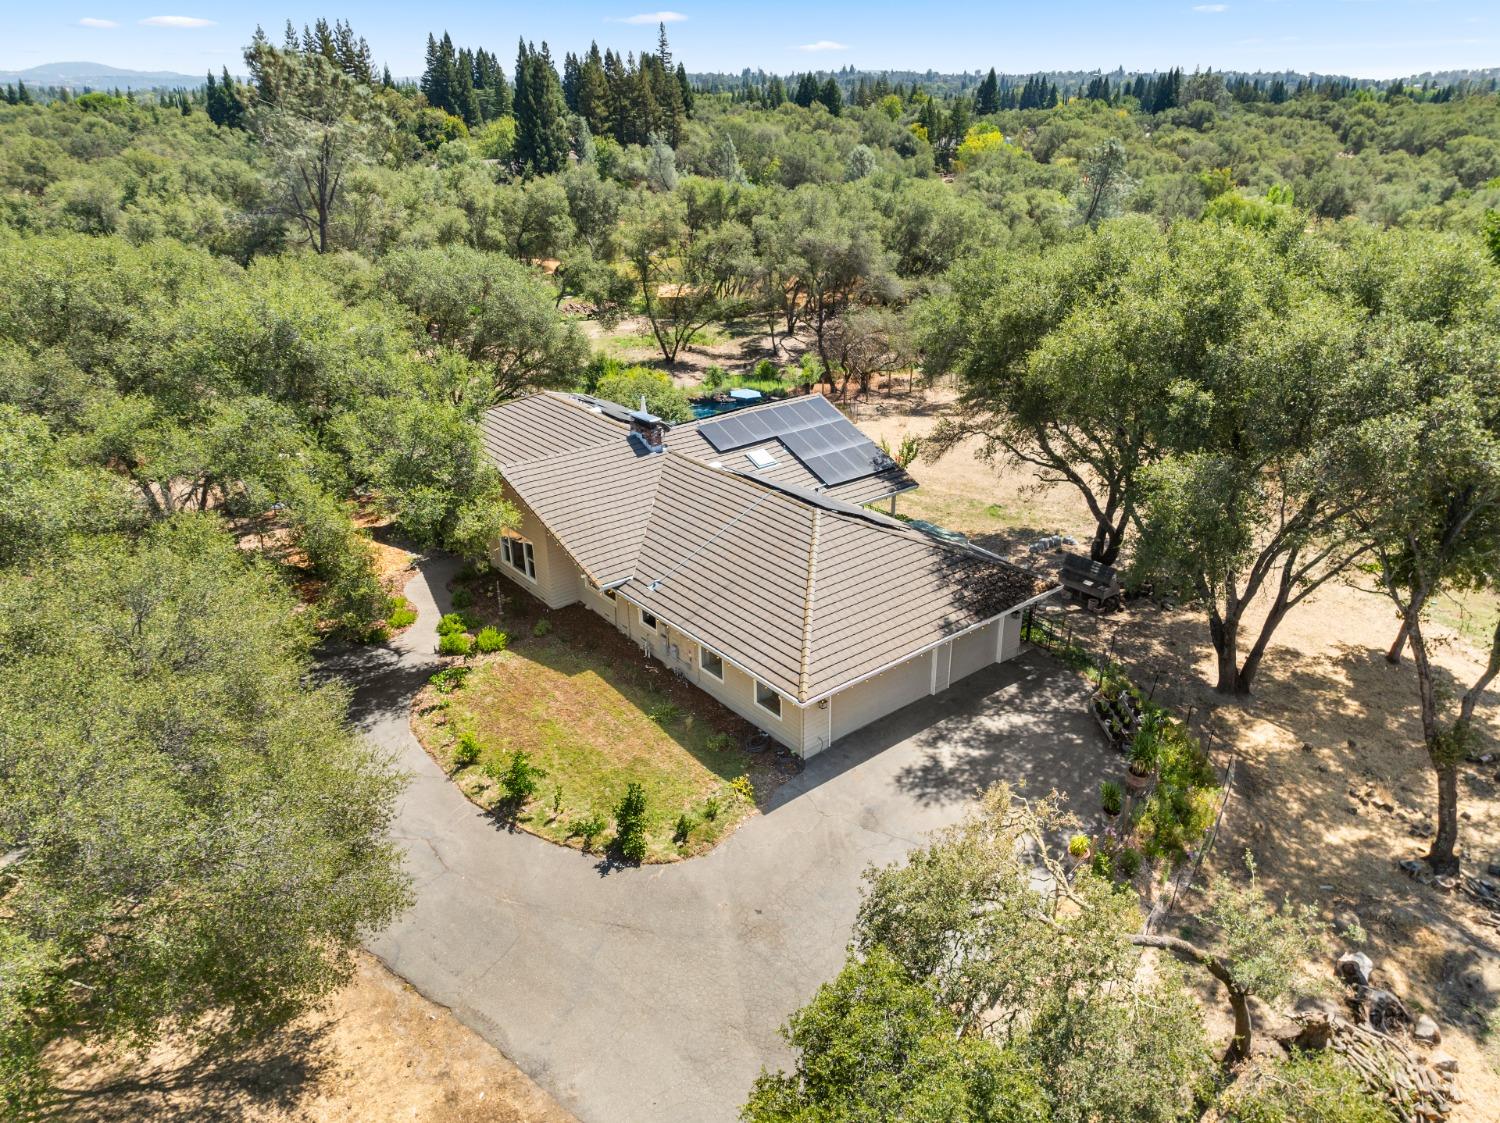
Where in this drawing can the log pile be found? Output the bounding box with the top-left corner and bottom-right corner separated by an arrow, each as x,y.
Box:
1322,1017 -> 1458,1123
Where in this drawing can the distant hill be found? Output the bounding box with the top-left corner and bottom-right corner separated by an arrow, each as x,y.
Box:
0,62 -> 207,91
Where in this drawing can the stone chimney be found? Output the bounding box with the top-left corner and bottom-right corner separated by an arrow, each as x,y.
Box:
628,395 -> 667,453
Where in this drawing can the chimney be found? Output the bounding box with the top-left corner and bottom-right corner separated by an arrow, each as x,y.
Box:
628,395 -> 667,453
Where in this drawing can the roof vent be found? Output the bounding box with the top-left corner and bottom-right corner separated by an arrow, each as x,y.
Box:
628,395 -> 667,453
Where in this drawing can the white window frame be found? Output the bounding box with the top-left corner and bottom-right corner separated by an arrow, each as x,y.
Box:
699,647 -> 725,680
500,534 -> 536,581
754,679 -> 783,718
640,606 -> 658,630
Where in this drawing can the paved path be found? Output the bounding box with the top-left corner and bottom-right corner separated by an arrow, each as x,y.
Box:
318,555 -> 1106,1123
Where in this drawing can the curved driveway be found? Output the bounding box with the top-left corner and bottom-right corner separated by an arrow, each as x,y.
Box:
319,555 -> 1102,1123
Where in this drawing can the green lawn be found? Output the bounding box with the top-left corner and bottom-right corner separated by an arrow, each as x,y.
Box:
414,603 -> 778,862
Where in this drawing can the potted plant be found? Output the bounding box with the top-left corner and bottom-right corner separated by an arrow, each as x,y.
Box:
1100,780 -> 1124,817
1068,833 -> 1092,862
1127,712 -> 1166,790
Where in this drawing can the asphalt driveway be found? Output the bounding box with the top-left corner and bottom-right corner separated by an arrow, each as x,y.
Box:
320,555 -> 1107,1123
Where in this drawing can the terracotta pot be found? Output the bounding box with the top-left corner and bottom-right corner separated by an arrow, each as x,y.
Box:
1124,767 -> 1150,795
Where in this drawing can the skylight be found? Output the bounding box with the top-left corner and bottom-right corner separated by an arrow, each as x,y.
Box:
746,448 -> 778,469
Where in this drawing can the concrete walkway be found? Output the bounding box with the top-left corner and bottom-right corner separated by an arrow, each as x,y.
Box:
319,555 -> 1106,1123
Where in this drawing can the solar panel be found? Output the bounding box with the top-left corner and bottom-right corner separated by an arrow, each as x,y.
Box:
695,396 -> 896,486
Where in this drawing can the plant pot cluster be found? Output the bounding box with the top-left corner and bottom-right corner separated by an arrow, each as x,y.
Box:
1091,682 -> 1143,753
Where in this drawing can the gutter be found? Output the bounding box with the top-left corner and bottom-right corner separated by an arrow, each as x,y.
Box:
798,583 -> 1062,707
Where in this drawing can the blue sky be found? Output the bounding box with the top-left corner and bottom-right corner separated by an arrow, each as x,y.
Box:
5,2 -> 1496,80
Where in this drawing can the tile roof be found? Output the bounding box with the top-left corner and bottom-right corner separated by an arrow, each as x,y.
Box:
480,392 -> 1053,703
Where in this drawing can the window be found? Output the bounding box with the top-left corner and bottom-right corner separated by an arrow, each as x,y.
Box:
640,607 -> 658,630
755,679 -> 782,718
500,534 -> 536,580
700,647 -> 724,680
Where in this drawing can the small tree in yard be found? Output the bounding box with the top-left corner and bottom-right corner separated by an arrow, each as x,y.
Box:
613,782 -> 649,862
494,749 -> 546,805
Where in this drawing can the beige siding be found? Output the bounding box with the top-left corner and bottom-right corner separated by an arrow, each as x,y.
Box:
619,606 -> 805,751
1000,611 -> 1022,662
827,651 -> 933,746
576,574 -> 621,624
951,620 -> 1000,683
492,492 -> 580,610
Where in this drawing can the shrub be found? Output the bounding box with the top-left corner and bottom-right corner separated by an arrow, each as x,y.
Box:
495,749 -> 546,804
703,794 -> 721,821
1101,780 -> 1124,816
532,617 -> 552,638
706,731 -> 735,753
571,811 -> 607,849
614,782 -> 649,861
753,358 -> 779,382
436,612 -> 468,637
475,626 -> 508,653
452,732 -> 481,769
702,365 -> 727,390
358,623 -> 392,644
1090,850 -> 1114,879
429,666 -> 470,693
1215,1049 -> 1393,1123
647,700 -> 680,726
438,631 -> 473,657
1117,847 -> 1144,879
595,366 -> 693,424
450,587 -> 472,609
551,785 -> 564,818
1068,834 -> 1091,858
459,611 -> 485,632
728,774 -> 755,803
386,598 -> 418,629
673,814 -> 692,843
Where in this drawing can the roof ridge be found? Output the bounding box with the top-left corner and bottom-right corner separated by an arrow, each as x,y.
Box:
796,508 -> 821,703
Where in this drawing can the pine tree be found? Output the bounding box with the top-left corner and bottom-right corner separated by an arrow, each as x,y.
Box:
577,43 -> 609,134
16,80 -> 32,106
454,46 -> 481,124
513,40 -> 571,174
793,73 -> 818,108
816,77 -> 842,116
975,67 -> 1000,115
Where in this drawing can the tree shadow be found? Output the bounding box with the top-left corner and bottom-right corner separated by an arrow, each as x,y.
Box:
42,1021 -> 335,1123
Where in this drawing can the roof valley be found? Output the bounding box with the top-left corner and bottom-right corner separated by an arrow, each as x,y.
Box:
797,509 -> 821,703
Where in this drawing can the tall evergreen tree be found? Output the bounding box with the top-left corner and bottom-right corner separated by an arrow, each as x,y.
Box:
513,40 -> 571,175
975,67 -> 1000,114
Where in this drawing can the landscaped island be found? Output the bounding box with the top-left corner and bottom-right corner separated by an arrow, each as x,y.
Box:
412,568 -> 788,862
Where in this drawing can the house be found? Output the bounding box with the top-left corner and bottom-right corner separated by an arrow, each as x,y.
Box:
479,391 -> 1058,757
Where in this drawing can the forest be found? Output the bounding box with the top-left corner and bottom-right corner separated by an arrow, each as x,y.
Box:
1,14 -> 1498,1120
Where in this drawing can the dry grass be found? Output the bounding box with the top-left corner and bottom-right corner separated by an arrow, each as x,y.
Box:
42,953 -> 575,1123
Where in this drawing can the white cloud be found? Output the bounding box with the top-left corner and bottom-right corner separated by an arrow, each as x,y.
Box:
77,17 -> 120,28
796,40 -> 849,52
612,10 -> 687,23
1192,3 -> 1229,10
139,15 -> 217,28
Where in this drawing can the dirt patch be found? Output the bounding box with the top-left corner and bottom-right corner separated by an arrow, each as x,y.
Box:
43,953 -> 575,1123
411,573 -> 790,862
